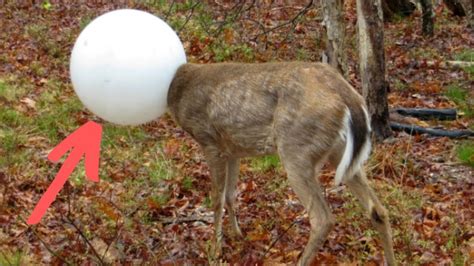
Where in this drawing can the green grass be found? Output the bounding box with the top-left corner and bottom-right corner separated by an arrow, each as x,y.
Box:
210,42 -> 255,62
441,219 -> 466,265
79,15 -> 93,31
0,107 -> 30,128
0,79 -> 9,99
453,49 -> 474,77
445,84 -> 473,118
445,84 -> 468,102
296,48 -> 309,61
182,176 -> 194,190
453,49 -> 474,61
374,182 -> 423,262
0,250 -> 29,266
409,47 -> 440,60
463,65 -> 474,76
33,82 -> 83,142
392,79 -> 408,92
25,23 -> 62,58
41,0 -> 52,10
0,79 -> 28,102
36,102 -> 82,143
0,96 -> 31,166
0,129 -> 27,155
102,124 -> 149,148
250,155 -> 281,173
203,196 -> 212,208
30,60 -> 47,77
148,158 -> 174,184
457,142 -> 474,167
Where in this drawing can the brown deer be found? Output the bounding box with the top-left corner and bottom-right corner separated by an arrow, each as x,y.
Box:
167,62 -> 395,265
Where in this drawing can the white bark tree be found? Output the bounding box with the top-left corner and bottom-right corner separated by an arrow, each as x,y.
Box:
321,0 -> 347,76
356,0 -> 392,140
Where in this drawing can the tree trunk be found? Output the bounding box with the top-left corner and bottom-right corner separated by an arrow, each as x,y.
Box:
321,0 -> 348,76
471,0 -> 474,28
382,0 -> 416,21
356,0 -> 392,141
420,0 -> 435,36
444,0 -> 467,16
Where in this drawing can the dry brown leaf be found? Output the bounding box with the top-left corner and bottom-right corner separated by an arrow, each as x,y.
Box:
20,97 -> 36,109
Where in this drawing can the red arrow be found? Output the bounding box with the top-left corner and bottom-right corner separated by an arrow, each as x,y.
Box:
27,121 -> 102,225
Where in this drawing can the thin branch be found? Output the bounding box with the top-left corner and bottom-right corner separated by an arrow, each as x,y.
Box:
18,216 -> 72,265
245,18 -> 269,44
251,0 -> 314,40
212,0 -> 254,37
212,1 -> 242,37
126,200 -> 145,218
101,221 -> 123,263
164,0 -> 176,20
262,218 -> 301,259
246,18 -> 268,34
242,0 -> 256,13
63,215 -> 105,265
177,2 -> 201,34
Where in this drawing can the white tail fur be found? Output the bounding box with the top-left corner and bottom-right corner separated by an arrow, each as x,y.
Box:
335,108 -> 353,185
335,106 -> 372,186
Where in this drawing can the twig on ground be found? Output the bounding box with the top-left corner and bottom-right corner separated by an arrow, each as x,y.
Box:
18,216 -> 72,265
62,215 -> 105,265
100,221 -> 123,263
262,218 -> 301,259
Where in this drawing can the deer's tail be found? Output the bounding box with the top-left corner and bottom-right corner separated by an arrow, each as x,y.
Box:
334,105 -> 372,185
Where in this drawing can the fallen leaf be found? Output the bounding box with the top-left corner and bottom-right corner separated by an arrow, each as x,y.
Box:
20,97 -> 36,109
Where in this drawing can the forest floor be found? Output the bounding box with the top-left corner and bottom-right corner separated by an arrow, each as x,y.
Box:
0,1 -> 473,265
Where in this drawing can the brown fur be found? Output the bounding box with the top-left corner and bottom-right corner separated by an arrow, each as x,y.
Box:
167,62 -> 395,265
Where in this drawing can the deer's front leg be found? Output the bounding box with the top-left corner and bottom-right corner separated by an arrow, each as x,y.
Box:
203,148 -> 228,258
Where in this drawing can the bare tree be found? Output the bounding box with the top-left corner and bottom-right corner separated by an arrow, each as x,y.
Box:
322,0 -> 347,76
420,0 -> 435,36
356,0 -> 391,140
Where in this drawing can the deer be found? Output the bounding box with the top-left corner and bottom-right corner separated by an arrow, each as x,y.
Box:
167,62 -> 395,265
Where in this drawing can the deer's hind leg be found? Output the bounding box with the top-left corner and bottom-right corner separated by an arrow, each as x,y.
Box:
344,170 -> 396,265
278,144 -> 335,266
328,142 -> 395,265
225,158 -> 243,237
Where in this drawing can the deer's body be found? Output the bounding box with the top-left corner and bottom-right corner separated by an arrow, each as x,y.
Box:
168,62 -> 395,265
